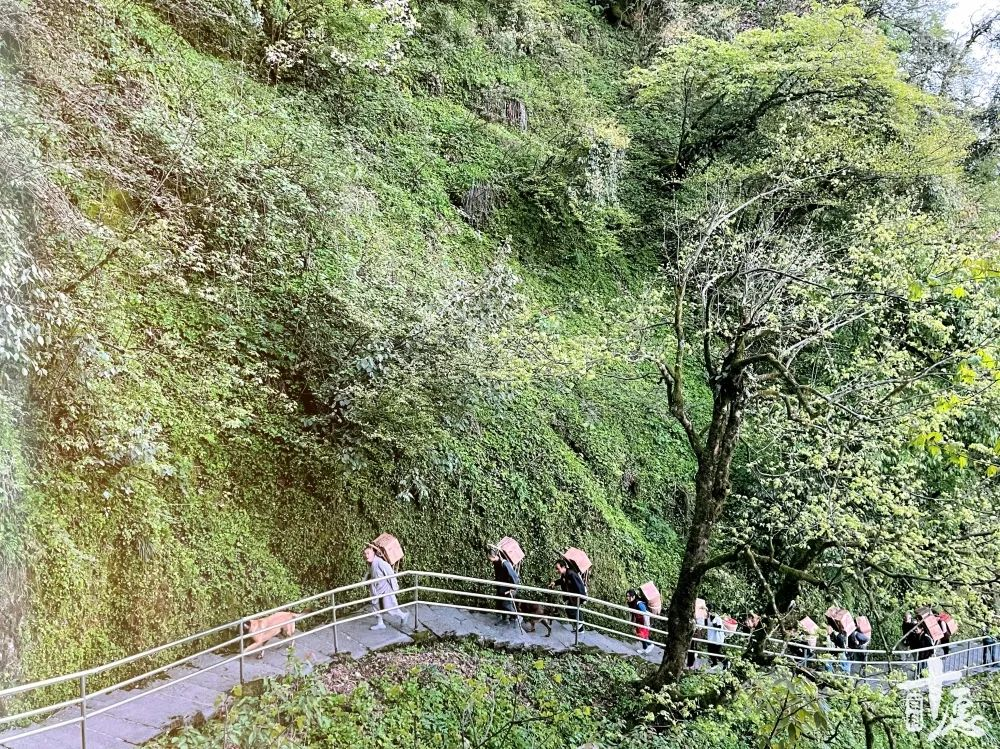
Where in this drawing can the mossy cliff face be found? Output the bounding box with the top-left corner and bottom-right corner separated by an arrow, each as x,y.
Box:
0,398 -> 27,683
1,34 -> 41,683
3,0 -> 697,684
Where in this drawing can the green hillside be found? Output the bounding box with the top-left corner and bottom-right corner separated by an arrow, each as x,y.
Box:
5,0 -> 1000,734
1,0 -> 697,682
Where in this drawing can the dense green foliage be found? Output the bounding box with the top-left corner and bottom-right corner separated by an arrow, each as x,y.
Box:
615,2 -> 1000,681
149,643 -> 1000,749
1,0 -> 697,684
4,0 -> 1000,741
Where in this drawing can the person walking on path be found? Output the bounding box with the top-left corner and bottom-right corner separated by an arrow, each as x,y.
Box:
788,635 -> 811,669
689,611 -> 707,668
555,559 -> 586,632
626,589 -> 652,654
848,627 -> 871,675
489,547 -> 523,625
914,626 -> 936,676
363,545 -> 407,630
828,626 -> 850,674
979,626 -> 997,671
902,613 -> 930,677
706,607 -> 727,667
938,613 -> 952,660
983,620 -> 1000,670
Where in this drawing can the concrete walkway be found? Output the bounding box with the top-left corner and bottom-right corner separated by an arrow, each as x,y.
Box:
0,605 -> 662,749
5,602 -> 995,749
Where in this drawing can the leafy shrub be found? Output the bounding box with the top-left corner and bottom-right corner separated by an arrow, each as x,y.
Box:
255,0 -> 419,84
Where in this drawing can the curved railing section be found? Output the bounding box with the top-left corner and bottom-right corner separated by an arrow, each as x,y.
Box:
0,571 -> 997,748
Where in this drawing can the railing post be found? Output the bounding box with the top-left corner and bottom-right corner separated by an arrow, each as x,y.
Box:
573,595 -> 580,647
79,673 -> 87,749
413,574 -> 420,631
331,591 -> 339,654
238,618 -> 245,685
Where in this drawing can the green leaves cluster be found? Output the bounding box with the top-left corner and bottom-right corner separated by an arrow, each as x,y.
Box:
614,2 -> 1000,672
151,648 -> 645,749
630,5 -> 972,189
150,645 -> 1000,749
6,0 -> 693,691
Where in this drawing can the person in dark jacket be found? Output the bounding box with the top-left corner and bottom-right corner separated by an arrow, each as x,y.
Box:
915,626 -> 935,676
903,613 -> 923,650
983,622 -> 1000,669
489,547 -> 521,625
555,559 -> 586,632
847,627 -> 871,674
938,621 -> 952,657
788,637 -> 811,667
902,613 -> 930,676
827,626 -> 850,674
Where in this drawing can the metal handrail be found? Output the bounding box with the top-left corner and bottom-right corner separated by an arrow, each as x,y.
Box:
1,569 -> 997,749
0,575 -> 396,702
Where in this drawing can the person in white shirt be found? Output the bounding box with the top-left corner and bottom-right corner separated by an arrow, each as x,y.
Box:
706,608 -> 726,667
689,610 -> 707,668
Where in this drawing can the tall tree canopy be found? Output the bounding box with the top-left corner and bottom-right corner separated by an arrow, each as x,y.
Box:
619,6 -> 1000,685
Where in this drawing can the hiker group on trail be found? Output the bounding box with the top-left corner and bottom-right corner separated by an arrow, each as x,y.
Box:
902,607 -> 961,673
488,537 -> 590,634
788,607 -> 873,674
360,532 -> 988,677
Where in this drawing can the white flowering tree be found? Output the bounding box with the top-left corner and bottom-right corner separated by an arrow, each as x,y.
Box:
253,0 -> 419,83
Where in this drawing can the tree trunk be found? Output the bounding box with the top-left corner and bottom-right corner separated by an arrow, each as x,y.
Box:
862,709 -> 876,749
748,568 -> 801,665
647,387 -> 743,688
652,472 -> 718,683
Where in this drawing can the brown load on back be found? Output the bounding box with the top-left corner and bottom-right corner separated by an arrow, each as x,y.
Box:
917,607 -> 944,642
938,612 -> 958,636
497,537 -> 525,567
856,616 -> 872,635
372,533 -> 404,567
639,581 -> 662,615
563,547 -> 593,588
799,616 -> 819,635
825,606 -> 857,636
563,547 -> 592,575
